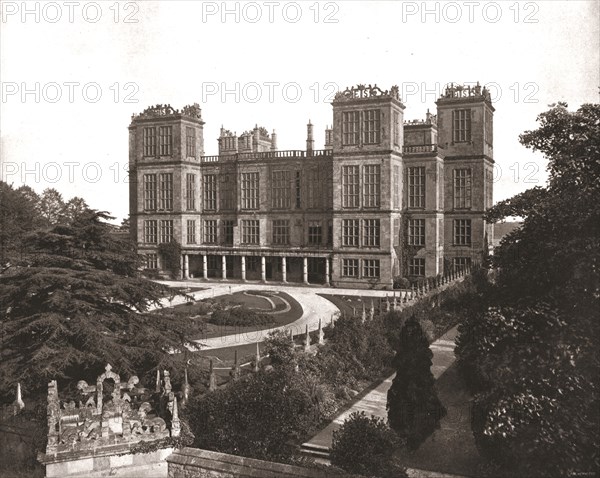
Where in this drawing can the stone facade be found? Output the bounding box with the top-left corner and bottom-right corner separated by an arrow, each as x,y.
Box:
129,84 -> 494,289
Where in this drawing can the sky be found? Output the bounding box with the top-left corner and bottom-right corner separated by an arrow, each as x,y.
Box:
1,0 -> 599,223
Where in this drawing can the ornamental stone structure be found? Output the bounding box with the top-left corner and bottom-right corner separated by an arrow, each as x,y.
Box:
37,364 -> 181,477
129,83 -> 494,289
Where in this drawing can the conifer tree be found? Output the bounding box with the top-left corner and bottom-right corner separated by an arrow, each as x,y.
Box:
386,317 -> 446,449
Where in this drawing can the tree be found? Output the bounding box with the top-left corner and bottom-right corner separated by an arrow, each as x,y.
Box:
0,209 -> 201,402
330,411 -> 407,478
0,183 -> 41,265
457,103 -> 600,476
63,196 -> 89,223
38,188 -> 66,227
387,317 -> 446,449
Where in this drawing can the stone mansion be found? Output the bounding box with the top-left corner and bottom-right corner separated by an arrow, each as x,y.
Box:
129,83 -> 494,289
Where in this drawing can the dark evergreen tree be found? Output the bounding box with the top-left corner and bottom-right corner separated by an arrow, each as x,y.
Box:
0,209 -> 201,402
387,317 -> 446,449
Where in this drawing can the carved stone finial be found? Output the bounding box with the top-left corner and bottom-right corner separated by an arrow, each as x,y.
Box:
254,342 -> 260,373
318,319 -> 324,345
171,397 -> 181,437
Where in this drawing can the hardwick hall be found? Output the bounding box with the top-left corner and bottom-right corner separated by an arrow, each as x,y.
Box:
129,83 -> 494,289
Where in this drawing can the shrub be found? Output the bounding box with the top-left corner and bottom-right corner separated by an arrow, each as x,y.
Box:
186,367 -> 320,461
393,276 -> 410,289
263,330 -> 297,368
208,306 -> 272,327
330,411 -> 407,477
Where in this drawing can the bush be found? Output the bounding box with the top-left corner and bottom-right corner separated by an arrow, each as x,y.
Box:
186,367 -> 320,461
208,306 -> 272,327
393,276 -> 410,289
330,411 -> 407,477
263,330 -> 297,368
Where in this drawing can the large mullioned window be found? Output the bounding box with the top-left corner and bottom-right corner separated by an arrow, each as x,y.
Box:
453,109 -> 471,143
159,126 -> 172,155
241,220 -> 260,244
203,174 -> 217,211
363,109 -> 381,144
454,219 -> 472,246
363,164 -> 380,208
185,173 -> 196,211
158,173 -> 173,210
407,167 -> 425,209
454,168 -> 472,209
241,172 -> 259,210
408,219 -> 425,246
272,170 -> 291,209
143,174 -> 157,210
342,111 -> 360,145
342,165 -> 360,208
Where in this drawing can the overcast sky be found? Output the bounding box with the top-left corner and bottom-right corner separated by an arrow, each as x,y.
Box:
1,0 -> 598,223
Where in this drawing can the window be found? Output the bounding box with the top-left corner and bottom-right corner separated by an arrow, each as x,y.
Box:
220,173 -> 235,211
454,219 -> 472,246
342,258 -> 359,277
146,253 -> 158,270
241,220 -> 260,245
342,111 -> 360,145
272,170 -> 291,209
144,220 -> 157,243
159,220 -> 173,243
364,109 -> 381,144
158,173 -> 173,210
363,219 -> 380,247
143,127 -> 156,156
143,174 -> 157,210
408,219 -> 425,246
186,127 -> 196,157
306,167 -> 322,209
342,165 -> 360,208
327,221 -> 333,246
342,219 -> 360,247
363,259 -> 380,278
295,171 -> 301,209
407,167 -> 425,209
187,220 -> 196,244
159,126 -> 173,155
241,172 -> 259,210
454,168 -> 472,209
222,220 -> 235,245
453,109 -> 471,142
204,220 -> 217,244
203,174 -> 217,211
393,165 -> 400,208
363,165 -> 380,207
272,220 -> 289,245
185,173 -> 196,211
453,257 -> 471,270
308,221 -> 322,245
408,258 -> 425,276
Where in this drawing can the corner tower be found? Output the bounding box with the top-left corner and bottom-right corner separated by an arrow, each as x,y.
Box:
330,85 -> 405,288
436,84 -> 494,269
128,104 -> 204,272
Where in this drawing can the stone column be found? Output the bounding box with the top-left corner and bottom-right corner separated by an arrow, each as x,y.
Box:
222,255 -> 227,280
203,255 -> 208,279
241,256 -> 246,281
180,255 -> 184,280
281,257 -> 287,282
183,254 -> 189,279
261,256 -> 266,282
303,257 -> 308,284
324,257 -> 330,285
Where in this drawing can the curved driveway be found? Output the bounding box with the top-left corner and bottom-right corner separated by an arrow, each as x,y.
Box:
155,280 -> 402,351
